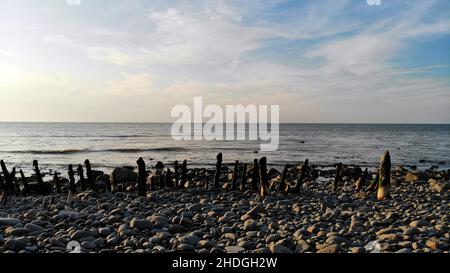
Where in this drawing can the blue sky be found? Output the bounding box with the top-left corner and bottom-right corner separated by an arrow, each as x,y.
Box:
0,0 -> 449,122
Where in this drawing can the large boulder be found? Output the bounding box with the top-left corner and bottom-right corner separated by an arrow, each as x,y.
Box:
110,167 -> 138,190
428,179 -> 449,193
404,171 -> 428,182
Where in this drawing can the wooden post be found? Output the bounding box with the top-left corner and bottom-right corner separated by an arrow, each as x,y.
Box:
278,164 -> 289,193
77,164 -> 86,191
155,162 -> 165,189
231,160 -> 239,190
181,160 -> 187,188
68,165 -> 77,194
33,160 -> 45,195
0,170 -> 4,191
251,159 -> 260,191
213,153 -> 223,189
84,160 -> 98,192
294,159 -> 309,193
11,167 -> 20,193
136,157 -> 147,196
365,170 -> 379,193
333,162 -> 342,192
355,168 -> 368,192
19,170 -> 30,194
165,168 -> 172,189
239,163 -> 248,192
0,160 -> 14,193
53,172 -> 62,194
259,157 -> 269,197
174,161 -> 179,189
377,151 -> 391,201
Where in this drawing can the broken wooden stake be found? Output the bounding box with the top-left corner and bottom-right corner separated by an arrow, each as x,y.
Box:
77,164 -> 86,191
174,161 -> 180,189
278,164 -> 289,193
251,159 -> 260,191
213,153 -> 223,189
53,172 -> 62,193
19,169 -> 30,195
231,160 -> 239,190
33,160 -> 45,195
0,160 -> 15,193
259,157 -> 269,197
294,159 -> 309,193
355,168 -> 369,192
68,165 -> 77,194
377,150 -> 391,201
333,162 -> 343,192
239,163 -> 248,192
84,160 -> 99,192
11,167 -> 19,193
181,160 -> 187,188
136,157 -> 147,196
165,168 -> 173,189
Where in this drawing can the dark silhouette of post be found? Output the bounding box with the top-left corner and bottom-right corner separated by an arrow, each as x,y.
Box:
0,170 -> 4,191
213,153 -> 223,189
174,161 -> 179,188
181,160 -> 187,188
11,167 -> 19,193
239,163 -> 248,192
278,164 -> 289,193
33,160 -> 45,195
0,160 -> 14,193
136,158 -> 147,196
377,150 -> 391,201
84,160 -> 98,192
231,160 -> 239,190
251,159 -> 260,191
19,170 -> 30,194
53,172 -> 62,193
165,168 -> 172,189
68,165 -> 77,194
259,157 -> 269,197
77,164 -> 86,191
294,159 -> 309,193
333,162 -> 342,192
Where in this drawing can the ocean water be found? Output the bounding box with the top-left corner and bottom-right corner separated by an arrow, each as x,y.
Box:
0,123 -> 449,175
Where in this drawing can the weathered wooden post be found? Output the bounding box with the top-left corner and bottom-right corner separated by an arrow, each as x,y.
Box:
84,160 -> 99,192
33,160 -> 45,195
239,163 -> 248,192
11,167 -> 20,193
181,160 -> 187,188
77,164 -> 86,191
333,162 -> 343,192
355,168 -> 369,192
68,165 -> 77,194
259,157 -> 269,197
231,160 -> 239,190
155,162 -> 165,189
1,160 -> 14,193
136,157 -> 147,196
0,171 -> 4,191
174,161 -> 179,188
213,153 -> 223,189
251,159 -> 260,191
278,164 -> 289,193
19,170 -> 30,194
165,168 -> 172,189
294,159 -> 309,193
377,150 -> 391,201
53,172 -> 62,194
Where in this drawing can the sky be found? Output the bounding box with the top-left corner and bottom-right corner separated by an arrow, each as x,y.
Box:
0,0 -> 449,123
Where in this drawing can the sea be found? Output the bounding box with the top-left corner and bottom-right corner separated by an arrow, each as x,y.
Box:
0,123 -> 449,175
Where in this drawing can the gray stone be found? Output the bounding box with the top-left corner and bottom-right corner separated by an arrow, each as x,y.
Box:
130,218 -> 153,230
177,244 -> 195,252
0,218 -> 21,227
71,230 -> 96,241
243,219 -> 258,231
4,239 -> 27,252
225,246 -> 246,253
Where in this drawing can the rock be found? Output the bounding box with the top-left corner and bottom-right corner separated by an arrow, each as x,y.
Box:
266,234 -> 281,244
296,240 -> 310,253
409,220 -> 430,228
225,246 -> 246,253
130,218 -> 153,230
4,239 -> 27,252
177,244 -> 195,252
243,219 -> 258,231
0,218 -> 21,227
350,247 -> 365,253
244,204 -> 265,219
269,243 -> 292,253
403,227 -> 420,236
24,223 -> 43,232
98,227 -> 112,236
6,228 -> 30,236
378,233 -> 399,242
71,230 -> 96,241
326,236 -> 346,245
425,238 -> 440,250
110,167 -> 137,184
404,171 -> 428,182
198,240 -> 214,249
50,238 -> 66,248
428,179 -> 449,193
317,244 -> 338,254
396,248 -> 412,253
376,227 -> 400,236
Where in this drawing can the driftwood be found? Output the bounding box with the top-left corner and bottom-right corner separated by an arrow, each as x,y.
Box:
19,170 -> 30,194
53,172 -> 62,193
33,160 -> 46,195
294,159 -> 309,193
213,153 -> 223,189
239,163 -> 248,192
251,159 -> 260,191
174,161 -> 179,188
231,160 -> 239,190
181,160 -> 187,188
377,150 -> 391,201
68,165 -> 77,194
259,157 -> 269,197
136,158 -> 147,196
333,162 -> 343,192
77,164 -> 86,191
278,164 -> 289,193
355,168 -> 369,192
84,160 -> 99,192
